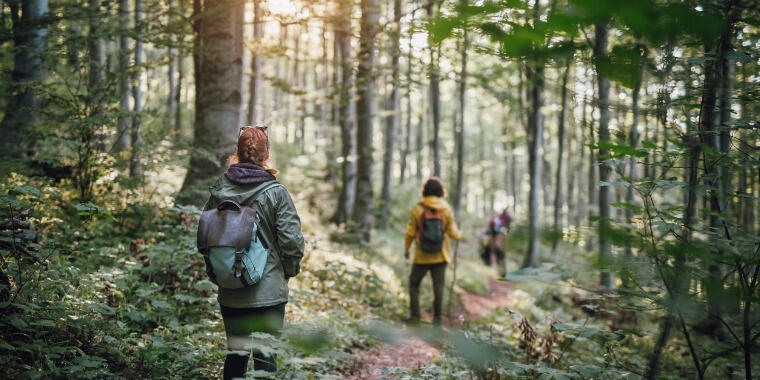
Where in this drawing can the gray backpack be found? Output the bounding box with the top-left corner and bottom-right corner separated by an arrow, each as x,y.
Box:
197,182 -> 280,289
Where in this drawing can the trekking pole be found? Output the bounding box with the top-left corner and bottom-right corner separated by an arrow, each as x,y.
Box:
446,240 -> 460,318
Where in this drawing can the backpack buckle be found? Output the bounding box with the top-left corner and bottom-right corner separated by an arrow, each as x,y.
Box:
233,250 -> 243,277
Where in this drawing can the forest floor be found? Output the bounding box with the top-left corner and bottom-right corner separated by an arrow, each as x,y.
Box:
347,278 -> 514,379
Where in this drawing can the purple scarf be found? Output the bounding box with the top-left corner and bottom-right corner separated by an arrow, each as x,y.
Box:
224,163 -> 276,186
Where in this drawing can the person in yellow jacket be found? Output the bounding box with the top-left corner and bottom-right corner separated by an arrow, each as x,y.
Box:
404,176 -> 462,326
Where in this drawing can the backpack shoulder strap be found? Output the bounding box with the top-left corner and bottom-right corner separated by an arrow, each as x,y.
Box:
247,181 -> 283,251
249,181 -> 282,203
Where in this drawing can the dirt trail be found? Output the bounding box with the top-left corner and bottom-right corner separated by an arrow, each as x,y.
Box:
346,278 -> 513,379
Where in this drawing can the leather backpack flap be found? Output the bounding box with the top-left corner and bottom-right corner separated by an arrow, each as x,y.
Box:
200,200 -> 257,253
211,207 -> 256,253
197,210 -> 217,253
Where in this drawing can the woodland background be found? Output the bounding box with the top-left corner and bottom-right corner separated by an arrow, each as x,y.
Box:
0,0 -> 758,378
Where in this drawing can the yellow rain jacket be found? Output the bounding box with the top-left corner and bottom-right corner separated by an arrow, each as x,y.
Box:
404,196 -> 462,264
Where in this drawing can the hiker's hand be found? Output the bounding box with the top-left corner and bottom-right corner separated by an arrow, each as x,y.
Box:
404,251 -> 410,259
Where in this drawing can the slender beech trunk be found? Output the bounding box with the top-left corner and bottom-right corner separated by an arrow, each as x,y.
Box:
378,0 -> 402,228
166,0 -> 177,133
115,0 -> 130,152
698,0 -> 741,351
522,0 -> 543,269
399,9 -> 415,184
0,0 -> 48,157
567,110 -> 577,227
453,0 -> 468,218
575,92 -> 588,227
129,0 -> 143,177
595,21 -> 614,290
179,0 -> 244,202
88,0 -> 106,149
174,0 -> 184,134
552,61 -> 570,251
427,1 -> 441,177
351,0 -> 379,241
168,52 -> 177,129
293,25 -> 303,149
415,110 -> 424,180
625,56 -> 644,258
331,0 -> 357,225
246,0 -> 263,125
510,139 -> 518,212
274,24 -> 286,123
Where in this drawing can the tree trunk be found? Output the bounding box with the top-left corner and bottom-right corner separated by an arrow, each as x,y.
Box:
453,0 -> 468,219
522,0 -> 544,269
552,60 -> 570,251
115,0 -> 130,152
645,316 -> 674,380
351,0 -> 379,242
510,139 -> 518,213
166,0 -> 177,134
625,57 -> 644,259
377,0 -> 402,229
415,110 -> 424,180
523,63 -> 544,269
575,93 -> 588,227
246,0 -> 263,125
399,8 -> 415,184
331,0 -> 357,225
0,0 -> 48,157
178,0 -> 244,203
129,0 -> 143,177
88,0 -> 106,150
595,21 -> 614,291
697,0 -> 741,343
174,0 -> 184,135
427,2 -> 441,177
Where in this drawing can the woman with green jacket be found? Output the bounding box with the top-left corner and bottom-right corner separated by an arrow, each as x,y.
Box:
203,126 -> 304,379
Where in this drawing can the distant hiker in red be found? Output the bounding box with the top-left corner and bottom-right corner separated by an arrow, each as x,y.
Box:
404,177 -> 462,326
486,208 -> 511,277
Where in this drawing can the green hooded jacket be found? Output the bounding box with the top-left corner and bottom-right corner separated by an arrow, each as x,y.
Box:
203,176 -> 304,308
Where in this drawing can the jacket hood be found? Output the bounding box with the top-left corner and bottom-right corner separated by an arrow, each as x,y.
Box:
224,163 -> 276,185
421,196 -> 450,211
209,175 -> 277,206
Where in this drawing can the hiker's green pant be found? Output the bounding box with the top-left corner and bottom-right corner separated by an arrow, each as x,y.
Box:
409,262 -> 447,324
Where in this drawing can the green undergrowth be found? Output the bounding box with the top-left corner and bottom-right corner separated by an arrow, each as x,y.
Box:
1,151 -> 741,379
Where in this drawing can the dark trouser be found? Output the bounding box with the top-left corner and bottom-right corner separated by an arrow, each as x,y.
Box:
409,262 -> 447,325
220,302 -> 286,379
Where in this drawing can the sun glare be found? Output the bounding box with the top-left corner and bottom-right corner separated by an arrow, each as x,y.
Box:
268,0 -> 298,15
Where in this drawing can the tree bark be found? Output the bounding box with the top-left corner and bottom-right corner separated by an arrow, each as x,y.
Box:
427,1 -> 441,177
645,316 -> 674,380
595,21 -> 614,291
453,0 -> 468,219
351,0 -> 379,241
331,0 -> 357,225
173,0 -> 184,135
697,0 -> 741,344
114,0 -> 131,152
129,0 -> 143,177
246,0 -> 263,125
625,55 -> 644,259
399,13 -> 414,184
522,0 -> 544,269
552,60 -> 570,251
178,0 -> 244,203
0,0 -> 48,157
88,0 -> 106,150
378,0 -> 402,229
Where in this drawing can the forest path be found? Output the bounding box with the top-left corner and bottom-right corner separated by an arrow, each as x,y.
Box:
345,278 -> 514,379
